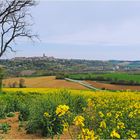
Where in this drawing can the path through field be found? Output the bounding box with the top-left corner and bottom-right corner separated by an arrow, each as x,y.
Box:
65,78 -> 100,90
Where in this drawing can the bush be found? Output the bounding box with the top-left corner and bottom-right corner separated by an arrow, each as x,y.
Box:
0,123 -> 11,133
6,112 -> 15,117
19,79 -> 26,88
55,73 -> 65,79
18,103 -> 30,121
0,100 -> 7,118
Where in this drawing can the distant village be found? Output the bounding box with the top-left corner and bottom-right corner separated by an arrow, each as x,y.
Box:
1,54 -> 140,77
12,54 -> 57,61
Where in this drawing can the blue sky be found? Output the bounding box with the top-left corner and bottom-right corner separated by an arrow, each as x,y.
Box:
3,0 -> 140,60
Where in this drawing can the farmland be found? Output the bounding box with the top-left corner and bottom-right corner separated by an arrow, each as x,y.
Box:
3,75 -> 140,91
86,80 -> 140,91
0,88 -> 140,139
3,76 -> 87,90
66,73 -> 140,85
1,60 -> 140,139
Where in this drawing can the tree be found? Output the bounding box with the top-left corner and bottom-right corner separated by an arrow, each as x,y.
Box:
0,0 -> 37,57
19,78 -> 26,88
0,67 -> 4,89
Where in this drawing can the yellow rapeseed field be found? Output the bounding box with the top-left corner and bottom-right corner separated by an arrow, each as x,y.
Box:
2,88 -> 140,139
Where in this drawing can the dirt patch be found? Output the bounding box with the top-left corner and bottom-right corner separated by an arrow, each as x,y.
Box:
86,80 -> 140,91
0,112 -> 71,139
3,76 -> 87,90
0,112 -> 43,139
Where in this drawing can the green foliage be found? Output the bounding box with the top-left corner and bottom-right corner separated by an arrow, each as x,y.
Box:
6,112 -> 15,117
0,90 -> 87,137
0,100 -> 7,118
0,123 -> 11,133
27,112 -> 64,137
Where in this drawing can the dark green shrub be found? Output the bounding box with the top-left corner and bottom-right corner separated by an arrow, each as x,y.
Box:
0,123 -> 11,133
6,112 -> 15,117
72,95 -> 87,114
0,100 -> 7,118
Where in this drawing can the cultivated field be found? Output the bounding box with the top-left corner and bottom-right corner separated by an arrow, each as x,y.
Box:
4,75 -> 140,91
3,76 -> 87,90
67,73 -> 140,85
86,80 -> 140,91
0,88 -> 140,139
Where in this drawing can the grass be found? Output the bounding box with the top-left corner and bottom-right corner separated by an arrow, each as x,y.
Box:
67,73 -> 140,85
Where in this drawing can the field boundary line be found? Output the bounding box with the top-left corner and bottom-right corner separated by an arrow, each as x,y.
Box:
65,78 -> 101,90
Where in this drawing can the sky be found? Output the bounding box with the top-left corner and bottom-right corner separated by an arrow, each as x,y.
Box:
3,0 -> 140,60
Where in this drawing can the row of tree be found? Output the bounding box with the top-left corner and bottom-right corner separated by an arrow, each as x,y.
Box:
7,79 -> 26,88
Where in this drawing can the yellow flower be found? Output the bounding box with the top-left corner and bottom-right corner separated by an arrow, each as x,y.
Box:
63,122 -> 69,132
74,115 -> 85,126
128,112 -> 134,118
127,130 -> 137,139
115,112 -> 122,119
87,98 -> 94,107
56,105 -> 69,117
80,128 -> 94,140
106,112 -> 112,117
110,130 -> 120,139
134,103 -> 140,109
44,112 -> 50,117
100,120 -> 106,129
117,122 -> 125,129
98,111 -> 104,118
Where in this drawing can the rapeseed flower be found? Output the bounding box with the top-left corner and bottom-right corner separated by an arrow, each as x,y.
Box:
128,112 -> 134,118
63,122 -> 69,132
44,112 -> 50,117
127,130 -> 137,139
117,122 -> 125,129
110,129 -> 120,139
100,120 -> 106,129
98,111 -> 104,118
87,98 -> 94,107
106,112 -> 112,117
79,128 -> 94,140
115,111 -> 122,119
74,115 -> 85,126
56,105 -> 69,117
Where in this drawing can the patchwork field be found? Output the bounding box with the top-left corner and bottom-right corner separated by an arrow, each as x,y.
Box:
4,75 -> 140,91
1,75 -> 140,139
3,76 -> 87,90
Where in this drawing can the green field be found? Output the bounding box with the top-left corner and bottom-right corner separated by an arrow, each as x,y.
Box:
66,73 -> 140,85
